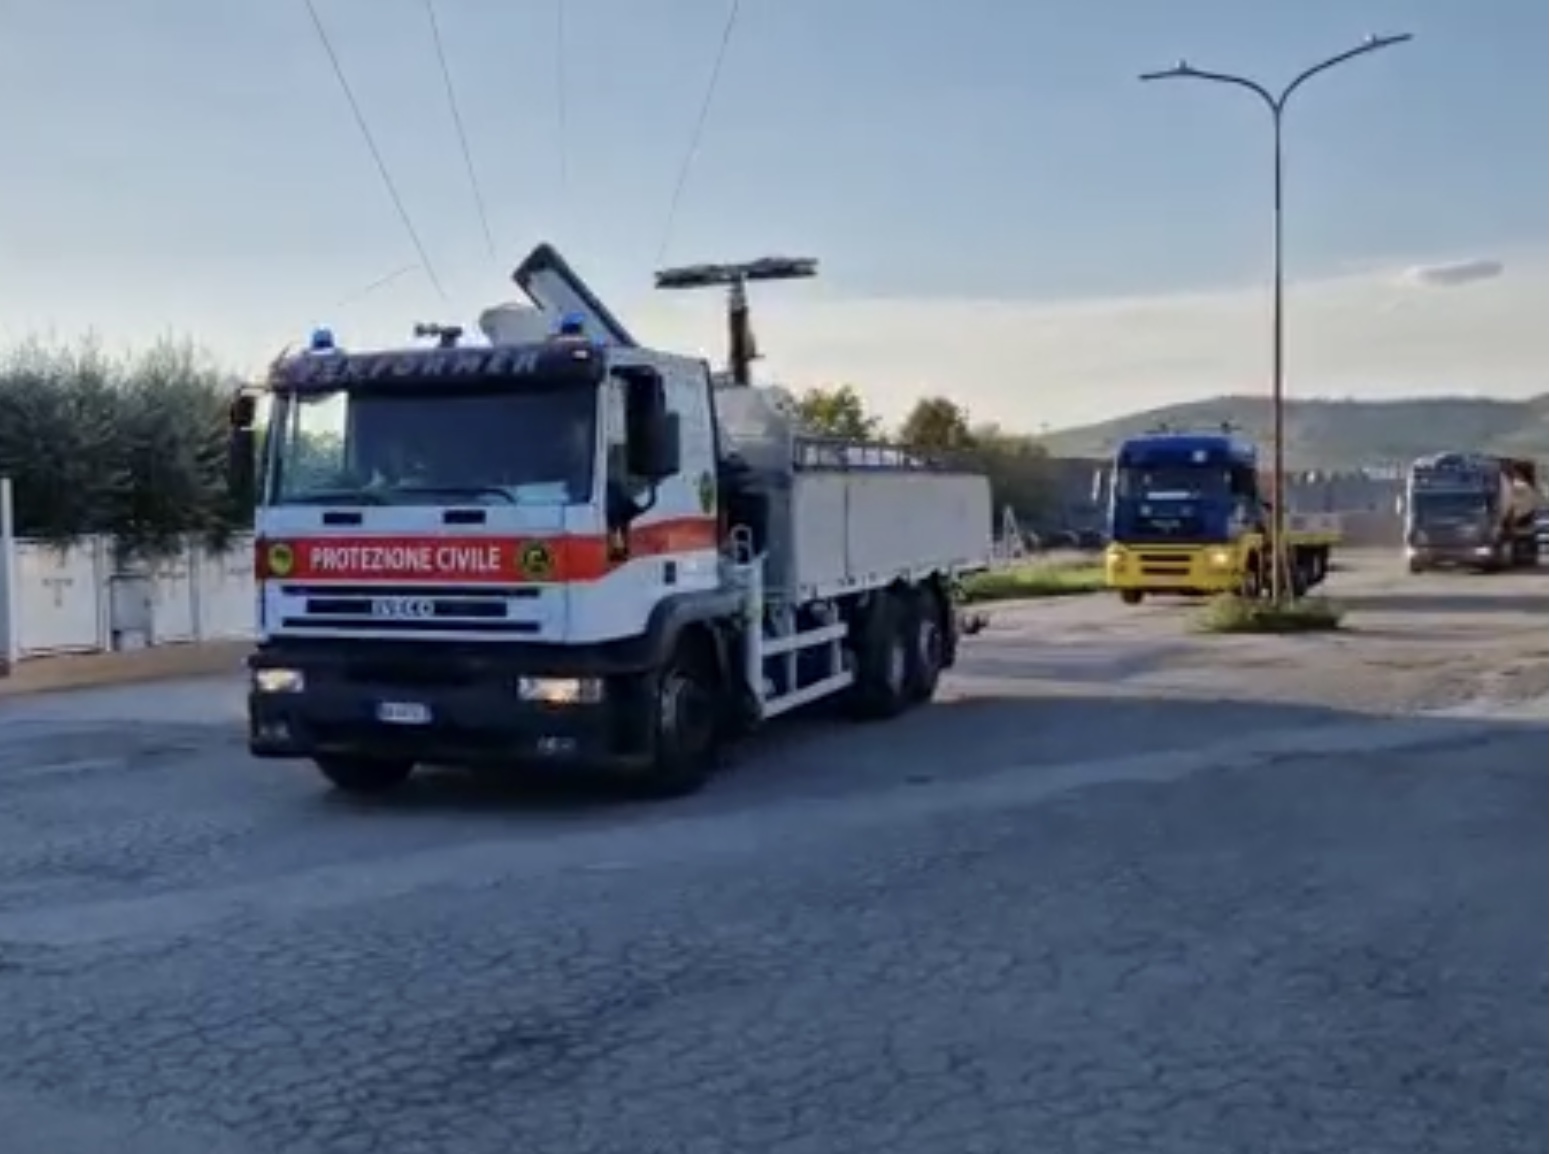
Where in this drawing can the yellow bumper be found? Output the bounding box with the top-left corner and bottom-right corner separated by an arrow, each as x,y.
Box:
1105,544 -> 1242,593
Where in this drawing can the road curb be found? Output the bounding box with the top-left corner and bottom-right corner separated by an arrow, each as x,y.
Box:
0,641 -> 251,698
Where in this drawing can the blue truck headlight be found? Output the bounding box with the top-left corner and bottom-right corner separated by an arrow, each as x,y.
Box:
516,677 -> 603,705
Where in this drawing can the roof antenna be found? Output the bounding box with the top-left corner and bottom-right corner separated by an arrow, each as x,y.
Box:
654,256 -> 818,386
413,321 -> 463,349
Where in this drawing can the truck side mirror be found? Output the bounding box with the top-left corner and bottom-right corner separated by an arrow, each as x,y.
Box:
622,369 -> 680,481
227,392 -> 258,507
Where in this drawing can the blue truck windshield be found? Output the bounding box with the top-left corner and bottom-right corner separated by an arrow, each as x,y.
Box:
266,381 -> 597,506
1114,464 -> 1230,501
1411,489 -> 1491,523
1110,462 -> 1237,542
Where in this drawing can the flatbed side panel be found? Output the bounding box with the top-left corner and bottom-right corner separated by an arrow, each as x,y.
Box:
790,471 -> 992,593
1285,512 -> 1343,545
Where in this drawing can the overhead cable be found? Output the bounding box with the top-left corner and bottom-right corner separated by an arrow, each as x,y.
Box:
300,0 -> 448,300
656,0 -> 744,264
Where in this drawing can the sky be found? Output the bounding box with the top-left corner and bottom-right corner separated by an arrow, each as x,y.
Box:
0,0 -> 1544,432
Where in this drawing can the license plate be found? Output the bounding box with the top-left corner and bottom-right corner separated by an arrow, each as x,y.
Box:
376,701 -> 432,726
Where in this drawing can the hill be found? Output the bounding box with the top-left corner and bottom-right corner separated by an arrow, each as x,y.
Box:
1037,394 -> 1549,471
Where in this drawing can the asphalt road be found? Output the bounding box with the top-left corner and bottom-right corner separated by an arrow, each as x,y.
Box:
0,553 -> 1544,1154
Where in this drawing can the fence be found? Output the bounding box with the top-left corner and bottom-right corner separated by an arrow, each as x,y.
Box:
0,477 -> 255,671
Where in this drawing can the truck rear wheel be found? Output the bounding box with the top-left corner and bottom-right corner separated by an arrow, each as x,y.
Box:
905,587 -> 946,703
634,638 -> 721,799
847,593 -> 912,721
314,755 -> 415,796
1119,590 -> 1143,605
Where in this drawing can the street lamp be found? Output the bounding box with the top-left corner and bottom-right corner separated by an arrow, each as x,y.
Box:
1140,33 -> 1412,604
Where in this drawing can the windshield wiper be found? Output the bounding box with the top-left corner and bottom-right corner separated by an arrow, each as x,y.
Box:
391,485 -> 517,505
283,488 -> 392,506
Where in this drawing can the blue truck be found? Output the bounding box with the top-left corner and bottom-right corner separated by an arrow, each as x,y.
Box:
1102,431 -> 1339,604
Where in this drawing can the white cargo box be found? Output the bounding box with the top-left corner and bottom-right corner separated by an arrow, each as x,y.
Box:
790,469 -> 992,600
713,381 -> 993,601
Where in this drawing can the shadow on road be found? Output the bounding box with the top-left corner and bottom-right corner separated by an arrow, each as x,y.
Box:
318,690 -> 1547,820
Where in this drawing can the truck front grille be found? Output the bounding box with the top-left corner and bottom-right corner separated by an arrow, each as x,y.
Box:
274,582 -> 546,636
1136,552 -> 1195,577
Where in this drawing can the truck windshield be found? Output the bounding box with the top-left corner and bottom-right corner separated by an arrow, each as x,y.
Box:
265,382 -> 596,506
1411,490 -> 1490,522
1114,465 -> 1229,501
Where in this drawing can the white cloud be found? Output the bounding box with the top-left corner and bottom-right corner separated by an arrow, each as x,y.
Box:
1400,258 -> 1505,288
621,248 -> 1549,430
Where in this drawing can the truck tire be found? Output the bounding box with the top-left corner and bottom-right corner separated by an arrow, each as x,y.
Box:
1288,552 -> 1311,598
1309,548 -> 1329,587
847,592 -> 912,721
1119,590 -> 1143,605
1407,557 -> 1425,575
905,586 -> 946,703
314,755 -> 415,795
634,638 -> 721,799
1239,555 -> 1263,599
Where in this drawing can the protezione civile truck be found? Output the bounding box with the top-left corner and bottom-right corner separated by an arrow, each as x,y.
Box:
228,245 -> 992,797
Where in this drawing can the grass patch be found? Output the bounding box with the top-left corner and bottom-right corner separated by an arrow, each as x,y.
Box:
959,561 -> 1107,604
1194,594 -> 1346,634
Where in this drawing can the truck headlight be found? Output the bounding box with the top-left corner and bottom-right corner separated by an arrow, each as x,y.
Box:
1207,550 -> 1233,568
253,667 -> 305,694
517,677 -> 603,705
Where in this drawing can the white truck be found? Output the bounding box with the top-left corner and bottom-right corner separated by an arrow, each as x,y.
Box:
228,244 -> 992,797
1403,452 -> 1541,573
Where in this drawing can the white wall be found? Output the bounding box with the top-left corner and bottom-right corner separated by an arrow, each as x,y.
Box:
0,481 -> 254,666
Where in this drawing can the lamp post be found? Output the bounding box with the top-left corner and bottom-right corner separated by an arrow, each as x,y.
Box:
1140,33 -> 1412,604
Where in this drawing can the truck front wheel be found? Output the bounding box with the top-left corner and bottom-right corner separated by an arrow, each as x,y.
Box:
313,755 -> 415,796
1240,555 -> 1263,599
1119,590 -> 1143,605
635,639 -> 721,799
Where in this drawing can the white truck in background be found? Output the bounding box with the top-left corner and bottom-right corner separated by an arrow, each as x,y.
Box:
229,244 -> 992,798
1402,452 -> 1541,573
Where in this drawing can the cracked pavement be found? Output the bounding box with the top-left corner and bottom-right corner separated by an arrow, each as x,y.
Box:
0,555 -> 1544,1153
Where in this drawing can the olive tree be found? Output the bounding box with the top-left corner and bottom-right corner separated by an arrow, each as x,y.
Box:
0,336 -> 244,558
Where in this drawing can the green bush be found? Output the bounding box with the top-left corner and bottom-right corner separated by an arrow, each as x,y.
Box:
0,336 -> 243,558
1195,594 -> 1345,634
959,561 -> 1106,604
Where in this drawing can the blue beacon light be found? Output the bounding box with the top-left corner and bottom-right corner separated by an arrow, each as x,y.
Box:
308,326 -> 337,353
555,312 -> 586,338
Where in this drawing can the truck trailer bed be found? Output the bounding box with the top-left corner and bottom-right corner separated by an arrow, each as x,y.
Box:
789,468 -> 993,600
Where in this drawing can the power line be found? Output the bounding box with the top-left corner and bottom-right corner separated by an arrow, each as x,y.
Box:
656,0 -> 743,264
334,263 -> 422,309
422,0 -> 498,262
300,0 -> 448,300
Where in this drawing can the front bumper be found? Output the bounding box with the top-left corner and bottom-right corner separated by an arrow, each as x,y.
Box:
1407,542 -> 1497,567
1105,545 -> 1240,594
247,645 -> 654,771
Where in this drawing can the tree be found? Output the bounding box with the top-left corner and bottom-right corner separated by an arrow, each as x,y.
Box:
0,336 -> 244,557
107,340 -> 236,559
898,396 -> 974,451
970,424 -> 1057,525
794,384 -> 880,440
